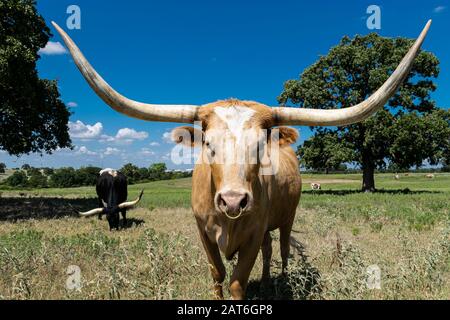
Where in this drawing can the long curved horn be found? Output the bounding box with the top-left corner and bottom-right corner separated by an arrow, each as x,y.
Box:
272,20 -> 432,126
51,22 -> 199,123
118,190 -> 144,209
79,207 -> 104,217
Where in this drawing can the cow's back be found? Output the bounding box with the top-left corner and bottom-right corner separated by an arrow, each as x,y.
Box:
96,171 -> 128,205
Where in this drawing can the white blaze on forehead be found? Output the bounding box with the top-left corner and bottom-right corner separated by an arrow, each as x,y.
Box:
99,168 -> 118,177
214,106 -> 256,143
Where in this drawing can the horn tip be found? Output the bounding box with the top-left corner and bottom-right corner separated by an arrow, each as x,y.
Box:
51,21 -> 66,37
423,19 -> 432,33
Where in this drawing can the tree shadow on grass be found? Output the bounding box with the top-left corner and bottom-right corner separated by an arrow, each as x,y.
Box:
303,188 -> 441,196
0,196 -> 98,221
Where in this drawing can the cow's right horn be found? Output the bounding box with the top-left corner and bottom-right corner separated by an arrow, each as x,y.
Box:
51,22 -> 199,124
118,190 -> 144,209
272,20 -> 432,126
79,207 -> 104,217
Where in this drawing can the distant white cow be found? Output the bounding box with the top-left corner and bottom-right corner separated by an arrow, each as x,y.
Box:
425,174 -> 435,179
311,183 -> 321,190
394,174 -> 400,180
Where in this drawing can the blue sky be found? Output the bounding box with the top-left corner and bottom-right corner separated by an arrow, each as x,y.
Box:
1,0 -> 449,169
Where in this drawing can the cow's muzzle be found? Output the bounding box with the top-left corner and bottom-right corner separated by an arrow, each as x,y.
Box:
215,190 -> 252,220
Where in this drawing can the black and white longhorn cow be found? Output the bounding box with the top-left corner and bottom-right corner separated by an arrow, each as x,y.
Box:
79,169 -> 143,230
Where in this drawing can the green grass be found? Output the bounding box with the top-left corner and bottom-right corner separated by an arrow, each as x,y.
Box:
0,172 -> 449,299
0,178 -> 193,209
3,173 -> 448,230
0,228 -> 207,299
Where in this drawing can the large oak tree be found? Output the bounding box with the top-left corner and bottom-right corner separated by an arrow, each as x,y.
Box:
279,32 -> 449,191
0,0 -> 71,156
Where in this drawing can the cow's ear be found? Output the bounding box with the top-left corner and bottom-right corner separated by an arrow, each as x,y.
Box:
171,126 -> 203,147
271,127 -> 299,146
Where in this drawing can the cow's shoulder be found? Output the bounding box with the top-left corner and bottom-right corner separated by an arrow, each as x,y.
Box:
99,168 -> 118,177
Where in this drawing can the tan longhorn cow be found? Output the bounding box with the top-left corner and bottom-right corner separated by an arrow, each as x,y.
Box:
52,20 -> 431,299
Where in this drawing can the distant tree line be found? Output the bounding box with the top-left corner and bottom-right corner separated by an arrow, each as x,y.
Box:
0,163 -> 192,189
302,166 -> 449,175
119,163 -> 192,184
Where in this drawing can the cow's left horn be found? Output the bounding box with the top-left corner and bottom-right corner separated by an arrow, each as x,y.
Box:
118,190 -> 144,209
51,22 -> 199,123
272,20 -> 431,126
79,207 -> 104,217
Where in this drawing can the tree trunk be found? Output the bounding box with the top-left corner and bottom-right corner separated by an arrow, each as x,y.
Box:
362,162 -> 376,192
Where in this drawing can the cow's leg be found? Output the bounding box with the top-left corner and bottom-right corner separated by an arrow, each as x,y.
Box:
121,209 -> 127,228
97,198 -> 103,220
229,234 -> 263,300
196,221 -> 226,299
261,231 -> 272,282
279,218 -> 295,275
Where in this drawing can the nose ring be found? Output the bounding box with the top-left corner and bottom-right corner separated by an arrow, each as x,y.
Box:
224,207 -> 244,220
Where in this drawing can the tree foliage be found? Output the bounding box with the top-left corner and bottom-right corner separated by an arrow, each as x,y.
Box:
49,167 -> 78,188
148,163 -> 167,180
1,164 -> 192,189
120,163 -> 141,184
5,170 -> 28,187
0,0 -> 71,156
390,109 -> 450,169
48,166 -> 101,188
120,162 -> 172,184
28,170 -> 47,188
279,32 -> 447,191
298,129 -> 352,173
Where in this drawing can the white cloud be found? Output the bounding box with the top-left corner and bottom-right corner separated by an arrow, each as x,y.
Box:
104,147 -> 121,156
76,146 -> 97,156
100,128 -> 148,145
67,102 -> 78,108
149,141 -> 161,147
139,148 -> 155,156
116,128 -> 148,140
99,134 -> 114,143
433,6 -> 446,13
38,41 -> 68,55
69,121 -> 103,139
162,152 -> 171,160
163,132 -> 172,143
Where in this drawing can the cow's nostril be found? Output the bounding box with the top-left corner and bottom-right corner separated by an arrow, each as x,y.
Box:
239,194 -> 248,210
220,196 -> 227,208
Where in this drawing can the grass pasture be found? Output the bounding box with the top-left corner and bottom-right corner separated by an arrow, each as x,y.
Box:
0,173 -> 449,299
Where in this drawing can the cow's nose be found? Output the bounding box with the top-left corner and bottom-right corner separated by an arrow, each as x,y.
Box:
216,190 -> 251,216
